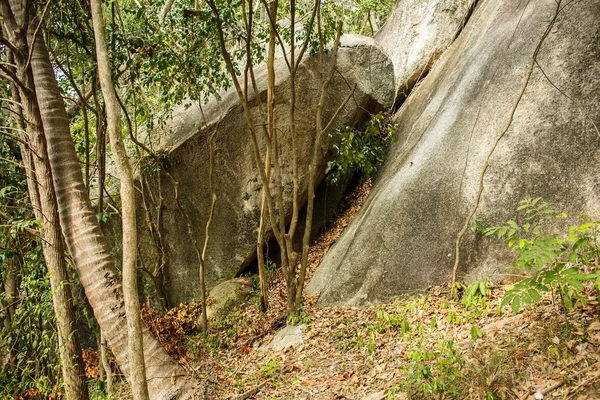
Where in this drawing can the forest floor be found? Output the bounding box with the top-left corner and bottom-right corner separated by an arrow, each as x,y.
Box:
93,181 -> 600,399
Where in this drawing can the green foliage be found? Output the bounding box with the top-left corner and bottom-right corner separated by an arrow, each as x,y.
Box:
139,149 -> 177,176
396,339 -> 465,398
474,199 -> 600,314
0,248 -> 62,399
461,279 -> 493,312
470,325 -> 484,342
260,359 -> 280,378
335,0 -> 396,35
266,257 -> 277,280
287,302 -> 311,326
334,328 -> 364,351
0,121 -> 64,398
326,111 -> 398,184
374,306 -> 411,335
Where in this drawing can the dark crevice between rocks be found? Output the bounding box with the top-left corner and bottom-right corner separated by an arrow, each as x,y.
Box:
391,45 -> 443,112
452,0 -> 481,43
238,173 -> 362,276
390,0 -> 480,113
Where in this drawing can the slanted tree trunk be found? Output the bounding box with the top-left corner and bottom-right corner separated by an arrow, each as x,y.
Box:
17,77 -> 90,400
0,1 -> 201,398
2,14 -> 90,400
89,0 -> 149,398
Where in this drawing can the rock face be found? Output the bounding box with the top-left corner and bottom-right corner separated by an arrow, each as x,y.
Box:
375,0 -> 477,104
206,278 -> 253,320
307,0 -> 600,306
138,36 -> 395,306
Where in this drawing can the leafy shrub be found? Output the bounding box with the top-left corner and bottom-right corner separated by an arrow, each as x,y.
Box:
0,248 -> 61,399
474,198 -> 600,313
460,279 -> 493,315
326,111 -> 397,184
396,339 -> 465,398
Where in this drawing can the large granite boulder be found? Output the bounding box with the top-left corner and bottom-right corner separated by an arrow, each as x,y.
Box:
375,0 -> 477,104
139,35 -> 395,306
307,0 -> 600,306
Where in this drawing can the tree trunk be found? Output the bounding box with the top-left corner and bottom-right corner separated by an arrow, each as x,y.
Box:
9,4 -> 200,399
89,0 -> 149,398
17,75 -> 90,400
4,16 -> 90,400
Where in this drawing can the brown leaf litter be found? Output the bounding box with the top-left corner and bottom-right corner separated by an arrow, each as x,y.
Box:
91,179 -> 600,399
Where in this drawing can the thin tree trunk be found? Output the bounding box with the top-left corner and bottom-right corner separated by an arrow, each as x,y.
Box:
100,333 -> 112,394
93,77 -> 106,214
0,256 -> 18,368
89,0 -> 149,398
159,0 -> 175,23
257,0 -> 280,313
296,21 -> 346,305
368,10 -> 379,35
198,132 -> 215,334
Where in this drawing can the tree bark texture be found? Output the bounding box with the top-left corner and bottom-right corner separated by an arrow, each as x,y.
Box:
2,9 -> 90,400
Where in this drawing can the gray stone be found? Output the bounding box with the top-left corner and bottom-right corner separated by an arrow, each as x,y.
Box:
138,36 -> 395,306
206,277 -> 253,320
259,324 -> 307,352
375,0 -> 477,104
307,0 -> 600,306
361,392 -> 387,400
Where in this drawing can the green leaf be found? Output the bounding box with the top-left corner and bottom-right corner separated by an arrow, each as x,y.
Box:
511,296 -> 521,314
563,267 -> 579,275
528,288 -> 541,302
563,293 -> 573,311
479,280 -> 487,296
471,325 -> 483,341
500,293 -> 514,309
568,226 -> 579,242
497,227 -> 508,238
568,279 -> 584,291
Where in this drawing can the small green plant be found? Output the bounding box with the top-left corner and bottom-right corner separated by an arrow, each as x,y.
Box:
266,257 -> 277,280
374,306 -> 413,336
287,302 -> 310,325
461,278 -> 493,313
470,325 -> 484,342
397,339 -> 465,398
260,359 -> 280,378
334,329 -> 364,351
326,111 -> 398,184
367,331 -> 377,354
446,310 -> 464,326
474,198 -> 600,313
